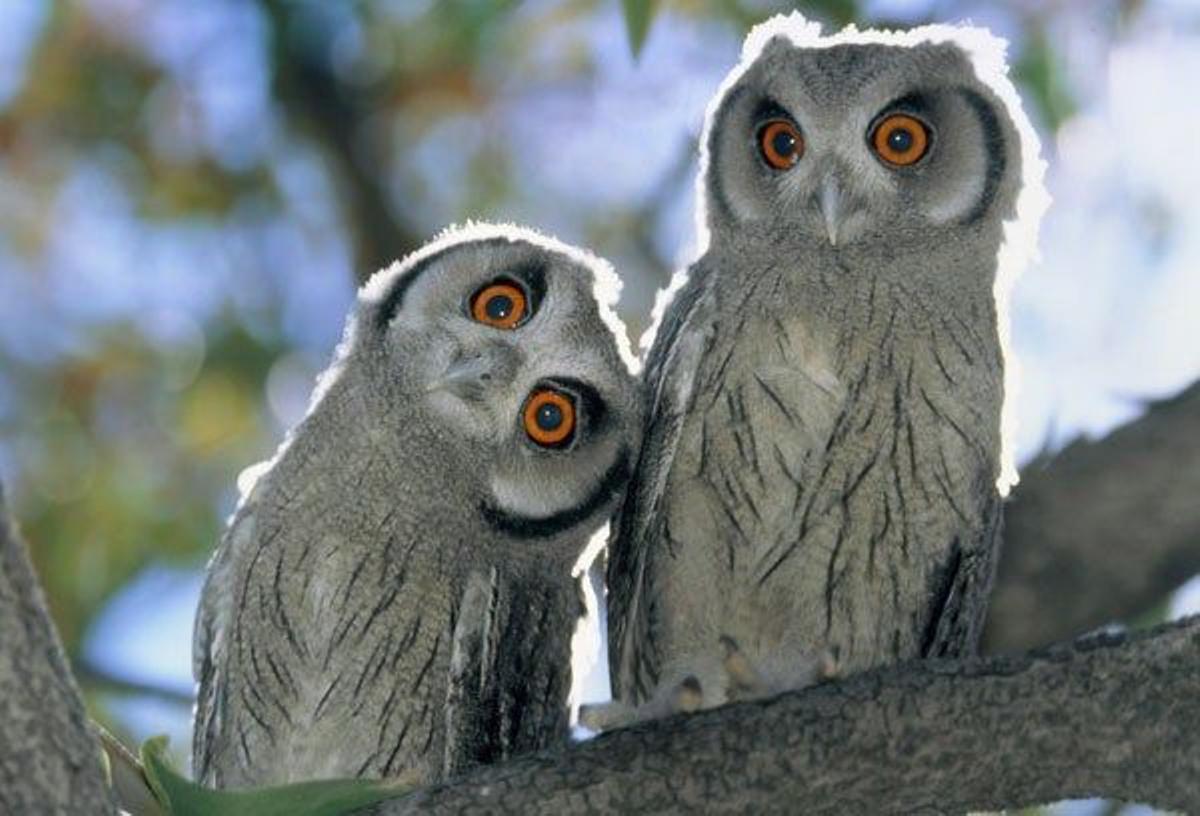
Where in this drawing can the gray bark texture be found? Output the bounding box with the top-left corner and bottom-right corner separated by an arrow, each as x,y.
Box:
361,615 -> 1200,815
986,381 -> 1200,653
0,484 -> 116,815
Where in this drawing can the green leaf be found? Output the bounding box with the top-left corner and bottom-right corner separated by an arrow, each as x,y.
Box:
95,722 -> 165,816
139,736 -> 409,816
620,0 -> 658,58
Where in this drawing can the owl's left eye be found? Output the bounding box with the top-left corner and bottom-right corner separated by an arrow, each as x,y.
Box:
871,113 -> 930,166
471,280 -> 529,329
523,387 -> 576,448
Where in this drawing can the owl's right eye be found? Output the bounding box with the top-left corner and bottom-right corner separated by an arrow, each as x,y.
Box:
758,120 -> 803,170
471,280 -> 528,329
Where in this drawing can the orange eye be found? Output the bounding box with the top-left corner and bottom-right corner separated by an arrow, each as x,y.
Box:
872,113 -> 929,166
758,119 -> 803,170
523,388 -> 576,448
471,281 -> 527,329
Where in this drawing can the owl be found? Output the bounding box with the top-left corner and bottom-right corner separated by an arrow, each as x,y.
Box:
604,15 -> 1047,719
192,223 -> 641,788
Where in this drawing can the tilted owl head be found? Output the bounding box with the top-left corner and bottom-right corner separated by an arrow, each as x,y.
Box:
341,223 -> 642,539
699,15 -> 1036,250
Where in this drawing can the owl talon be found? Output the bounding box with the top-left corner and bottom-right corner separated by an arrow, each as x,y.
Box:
721,635 -> 769,699
674,675 -> 704,712
818,648 -> 841,681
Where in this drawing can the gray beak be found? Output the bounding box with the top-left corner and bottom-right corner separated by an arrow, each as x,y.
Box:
428,345 -> 519,401
819,175 -> 843,247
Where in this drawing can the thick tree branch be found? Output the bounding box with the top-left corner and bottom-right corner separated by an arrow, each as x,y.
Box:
986,379 -> 1200,652
0,485 -> 116,814
359,615 -> 1198,815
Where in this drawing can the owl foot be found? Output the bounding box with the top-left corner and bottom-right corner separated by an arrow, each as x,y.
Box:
721,635 -> 840,701
578,675 -> 705,732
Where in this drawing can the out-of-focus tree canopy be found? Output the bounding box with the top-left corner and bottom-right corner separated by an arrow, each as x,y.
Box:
1,1 -> 1197,807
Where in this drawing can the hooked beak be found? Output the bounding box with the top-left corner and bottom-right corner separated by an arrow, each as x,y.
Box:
427,346 -> 519,402
819,175 -> 843,247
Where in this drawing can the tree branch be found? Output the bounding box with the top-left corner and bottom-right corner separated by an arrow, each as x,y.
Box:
0,485 -> 116,814
73,655 -> 195,708
986,379 -> 1200,652
262,0 -> 422,279
359,615 -> 1198,815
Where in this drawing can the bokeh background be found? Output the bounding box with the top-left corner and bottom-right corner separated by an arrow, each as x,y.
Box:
1,1 -> 1197,812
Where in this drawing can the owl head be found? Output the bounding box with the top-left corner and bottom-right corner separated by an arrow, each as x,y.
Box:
343,223 -> 641,542
698,16 -> 1037,250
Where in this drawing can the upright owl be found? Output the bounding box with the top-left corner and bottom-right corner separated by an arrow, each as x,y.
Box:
192,223 -> 641,788
605,16 -> 1047,717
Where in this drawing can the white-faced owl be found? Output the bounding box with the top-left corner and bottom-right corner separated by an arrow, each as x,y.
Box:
605,15 -> 1047,719
193,223 -> 642,786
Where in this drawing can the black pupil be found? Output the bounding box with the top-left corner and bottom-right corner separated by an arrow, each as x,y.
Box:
771,130 -> 796,158
536,402 -> 563,431
485,293 -> 513,321
888,128 -> 913,152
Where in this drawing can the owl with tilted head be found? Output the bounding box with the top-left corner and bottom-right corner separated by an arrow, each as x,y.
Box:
193,223 -> 641,786
600,14 -> 1047,724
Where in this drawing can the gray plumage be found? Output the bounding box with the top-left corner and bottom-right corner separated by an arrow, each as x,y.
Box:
607,25 -> 1028,714
193,226 -> 640,787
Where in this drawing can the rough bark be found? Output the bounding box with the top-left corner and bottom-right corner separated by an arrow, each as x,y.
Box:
986,381 -> 1200,653
0,485 -> 116,815
355,615 -> 1199,815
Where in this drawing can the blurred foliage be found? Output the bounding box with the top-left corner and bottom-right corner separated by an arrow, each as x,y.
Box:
621,0 -> 659,56
0,0 -> 1174,803
1012,22 -> 1078,131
